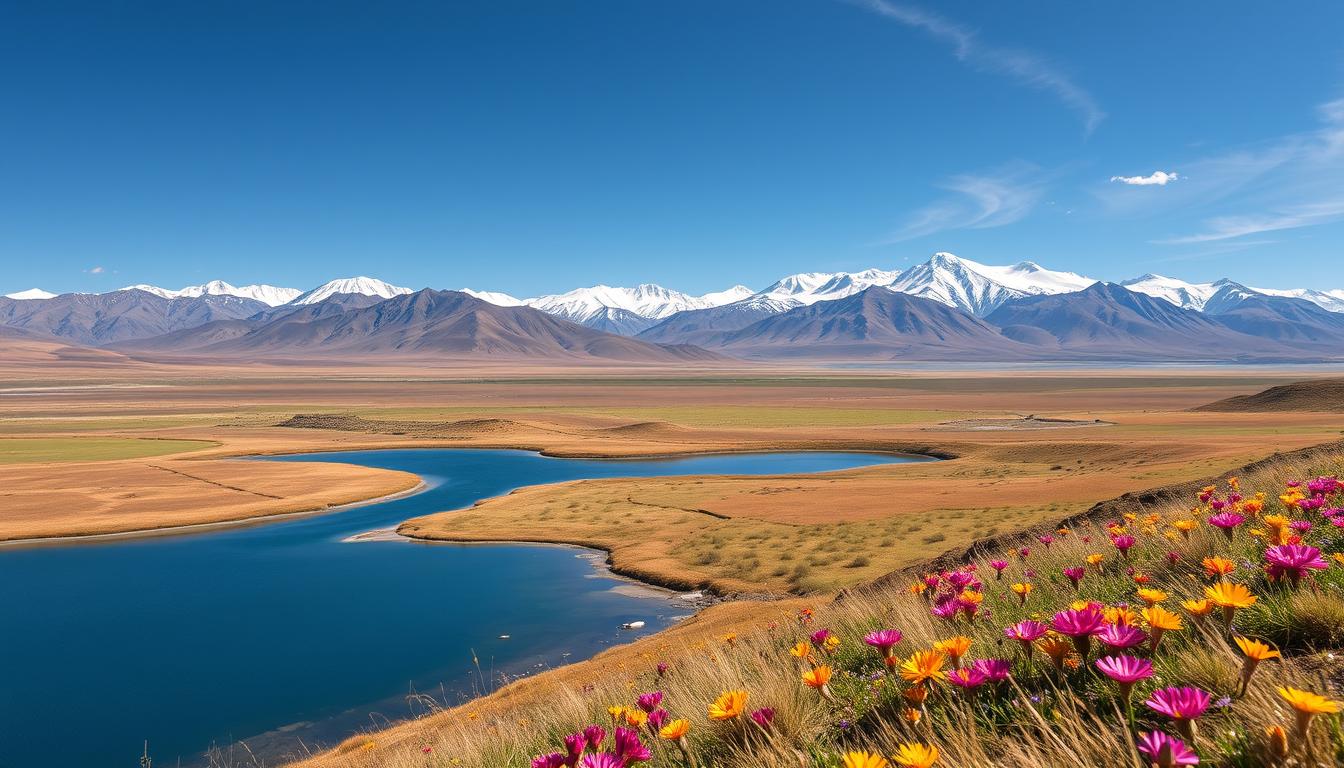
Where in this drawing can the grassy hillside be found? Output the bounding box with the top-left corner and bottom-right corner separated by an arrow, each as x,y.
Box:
292,447 -> 1344,768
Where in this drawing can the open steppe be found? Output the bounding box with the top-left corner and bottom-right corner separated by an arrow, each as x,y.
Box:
4,360 -> 1342,591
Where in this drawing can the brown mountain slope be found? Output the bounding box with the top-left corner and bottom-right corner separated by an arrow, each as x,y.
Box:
1195,378 -> 1344,412
120,289 -> 726,363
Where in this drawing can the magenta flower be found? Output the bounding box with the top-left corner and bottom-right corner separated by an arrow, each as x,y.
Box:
581,754 -> 624,768
647,709 -> 669,730
564,733 -> 587,763
1052,607 -> 1105,657
1145,686 -> 1212,741
1207,512 -> 1245,541
1111,534 -> 1137,557
1005,619 -> 1048,647
1264,544 -> 1328,585
749,706 -> 776,729
930,601 -> 959,620
655,661 -> 670,677
809,628 -> 833,646
1038,534 -> 1055,548
635,691 -> 663,713
1062,566 -> 1085,589
946,571 -> 975,590
923,574 -> 941,588
532,754 -> 566,768
989,560 -> 1009,580
1136,731 -> 1200,767
972,658 -> 1012,682
1289,520 -> 1312,533
863,629 -> 903,657
582,725 -> 606,750
612,727 -> 651,763
1097,623 -> 1148,653
1096,655 -> 1154,701
946,667 -> 988,691
1018,547 -> 1031,559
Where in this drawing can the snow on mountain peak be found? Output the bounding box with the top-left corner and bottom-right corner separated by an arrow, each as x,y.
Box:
524,283 -> 743,323
4,288 -> 57,300
886,252 -> 1095,316
1119,274 -> 1220,311
459,288 -> 524,306
118,280 -> 301,306
289,277 -> 412,306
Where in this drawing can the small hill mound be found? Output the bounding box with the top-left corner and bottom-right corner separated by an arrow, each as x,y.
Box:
1195,378 -> 1344,412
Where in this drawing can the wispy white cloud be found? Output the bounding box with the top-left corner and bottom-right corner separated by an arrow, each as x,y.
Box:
847,0 -> 1104,134
86,266 -> 105,274
1150,95 -> 1344,243
1111,171 -> 1180,186
1158,199 -> 1344,244
882,164 -> 1044,242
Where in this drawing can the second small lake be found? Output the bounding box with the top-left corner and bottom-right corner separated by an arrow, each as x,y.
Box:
0,448 -> 926,767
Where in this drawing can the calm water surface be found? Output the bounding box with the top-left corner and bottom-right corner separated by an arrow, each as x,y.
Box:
0,449 -> 923,767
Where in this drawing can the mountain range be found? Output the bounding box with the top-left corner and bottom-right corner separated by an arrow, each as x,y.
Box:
6,253 -> 1344,363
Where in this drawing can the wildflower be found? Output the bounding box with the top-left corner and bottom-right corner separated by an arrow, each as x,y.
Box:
624,709 -> 648,728
1145,686 -> 1212,741
903,684 -> 928,706
1265,725 -> 1290,761
946,667 -> 988,693
635,691 -> 663,713
1098,623 -> 1148,653
823,635 -> 842,653
647,709 -> 669,731
1039,534 -> 1055,548
1039,635 -> 1074,672
842,751 -> 889,768
1202,556 -> 1236,578
1205,581 -> 1256,631
1107,605 -> 1141,627
1062,566 -> 1085,589
802,665 -> 834,701
1233,636 -> 1281,693
1095,655 -> 1154,702
721,632 -> 737,646
1208,512 -> 1245,540
1010,582 -> 1033,604
612,726 -> 651,764
1277,687 -> 1340,738
579,754 -> 624,768
1334,552 -> 1344,568
989,559 -> 1009,580
972,658 -> 1011,682
789,641 -> 813,661
908,581 -> 929,597
1086,553 -> 1106,572
1051,607 -> 1105,658
655,662 -> 670,677
707,690 -> 747,720
1181,598 -> 1214,624
748,707 -> 775,729
1137,587 -> 1168,606
809,628 -> 833,646
864,629 -> 904,659
899,650 -> 947,685
1005,620 -> 1048,655
1171,519 -> 1197,539
902,707 -> 922,725
583,725 -> 606,750
532,755 -> 566,768
1112,534 -> 1137,558
1263,544 -> 1328,586
1142,606 -> 1183,651
1018,547 -> 1031,559
932,636 -> 971,668
1135,731 -> 1200,767
892,742 -> 939,768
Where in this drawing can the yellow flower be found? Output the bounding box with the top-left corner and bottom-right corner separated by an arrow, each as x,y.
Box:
802,665 -> 833,689
790,641 -> 813,659
707,690 -> 748,720
1171,519 -> 1197,538
1278,687 -> 1337,714
933,636 -> 972,666
958,590 -> 984,606
843,751 -> 889,768
721,632 -> 737,645
902,707 -> 923,725
1181,598 -> 1214,618
1136,587 -> 1168,605
899,650 -> 947,685
659,718 -> 690,740
1039,635 -> 1073,670
625,709 -> 648,728
1010,582 -> 1033,603
1106,605 -> 1140,627
1235,636 -> 1281,662
607,705 -> 627,722
1333,552 -> 1344,568
1206,581 -> 1256,608
892,742 -> 940,768
823,635 -> 841,652
1086,553 -> 1105,571
1142,605 -> 1184,631
1202,556 -> 1236,578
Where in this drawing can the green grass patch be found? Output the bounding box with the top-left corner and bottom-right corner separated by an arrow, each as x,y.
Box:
0,437 -> 216,463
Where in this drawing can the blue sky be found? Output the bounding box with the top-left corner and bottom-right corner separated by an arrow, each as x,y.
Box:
3,1 -> 1342,296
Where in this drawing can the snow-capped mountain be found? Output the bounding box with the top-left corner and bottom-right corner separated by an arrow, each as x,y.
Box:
523,283 -> 749,326
288,277 -> 413,306
1120,274 -> 1220,311
459,288 -> 524,307
698,285 -> 756,305
1251,286 -> 1344,314
887,253 -> 1095,316
4,288 -> 57,300
120,280 -> 301,307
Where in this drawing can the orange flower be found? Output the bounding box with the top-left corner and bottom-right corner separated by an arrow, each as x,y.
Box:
1142,605 -> 1183,651
790,641 -> 813,660
899,650 -> 947,685
843,752 -> 889,768
892,743 -> 940,768
932,636 -> 972,668
707,690 -> 748,720
659,718 -> 691,741
1181,598 -> 1214,620
1086,553 -> 1105,571
1137,587 -> 1168,606
802,665 -> 833,690
1107,605 -> 1141,627
1234,636 -> 1280,693
1206,581 -> 1256,630
1202,556 -> 1236,578
1010,582 -> 1033,604
1278,687 -> 1340,737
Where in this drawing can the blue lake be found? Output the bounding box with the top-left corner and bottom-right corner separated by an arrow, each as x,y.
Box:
0,449 -> 923,767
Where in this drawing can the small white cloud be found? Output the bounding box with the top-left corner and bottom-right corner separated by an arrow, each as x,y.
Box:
87,266 -> 105,274
1110,171 -> 1180,186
